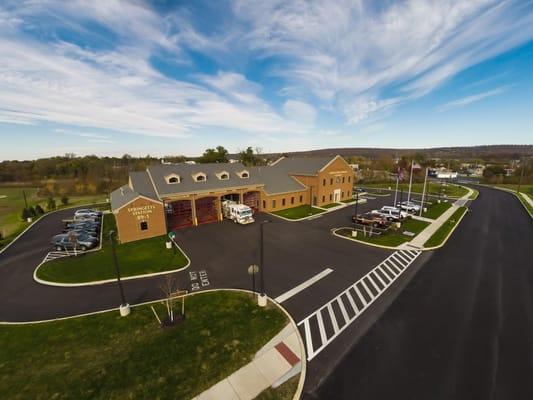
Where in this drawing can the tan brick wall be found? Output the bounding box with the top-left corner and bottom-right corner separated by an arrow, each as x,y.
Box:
260,189 -> 309,212
115,197 -> 167,243
316,157 -> 354,206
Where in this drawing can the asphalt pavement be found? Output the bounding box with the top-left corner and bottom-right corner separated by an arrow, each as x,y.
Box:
313,185 -> 533,400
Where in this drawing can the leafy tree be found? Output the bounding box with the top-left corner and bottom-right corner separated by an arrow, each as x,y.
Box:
198,146 -> 229,163
61,195 -> 69,205
35,205 -> 45,215
238,147 -> 265,166
47,197 -> 56,211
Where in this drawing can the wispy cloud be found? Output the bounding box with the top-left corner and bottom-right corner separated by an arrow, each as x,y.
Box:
437,85 -> 511,112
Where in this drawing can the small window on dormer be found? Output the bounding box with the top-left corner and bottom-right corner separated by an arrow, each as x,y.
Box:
166,174 -> 180,184
216,171 -> 229,180
237,170 -> 249,179
192,172 -> 207,182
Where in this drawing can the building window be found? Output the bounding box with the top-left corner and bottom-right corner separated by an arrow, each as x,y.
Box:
299,195 -> 303,203
330,178 -> 333,185
348,176 -> 351,183
322,195 -> 325,203
329,194 -> 332,201
216,171 -> 229,180
169,177 -> 178,183
263,200 -> 266,209
237,170 -> 250,179
272,199 -> 276,208
336,176 -> 341,184
192,172 -> 207,182
282,198 -> 286,206
140,221 -> 148,231
341,192 -> 344,198
291,197 -> 294,205
323,179 -> 326,186
166,174 -> 180,184
342,177 -> 345,183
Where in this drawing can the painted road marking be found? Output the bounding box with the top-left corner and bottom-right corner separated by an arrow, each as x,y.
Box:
275,268 -> 334,303
298,250 -> 422,361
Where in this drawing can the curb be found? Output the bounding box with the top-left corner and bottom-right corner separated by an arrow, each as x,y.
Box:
330,227 -> 400,250
0,201 -> 109,256
422,206 -> 469,250
33,238 -> 191,287
0,287 -> 306,400
267,200 -> 359,223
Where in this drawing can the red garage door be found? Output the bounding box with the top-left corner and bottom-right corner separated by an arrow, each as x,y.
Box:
196,197 -> 218,224
243,191 -> 260,212
166,200 -> 193,229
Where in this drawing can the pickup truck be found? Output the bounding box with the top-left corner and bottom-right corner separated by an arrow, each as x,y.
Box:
352,212 -> 390,228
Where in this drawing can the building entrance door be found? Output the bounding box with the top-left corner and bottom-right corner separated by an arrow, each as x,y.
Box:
334,189 -> 341,202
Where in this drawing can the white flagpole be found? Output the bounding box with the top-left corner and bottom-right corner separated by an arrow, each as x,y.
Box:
394,173 -> 399,206
420,167 -> 428,216
407,160 -> 414,203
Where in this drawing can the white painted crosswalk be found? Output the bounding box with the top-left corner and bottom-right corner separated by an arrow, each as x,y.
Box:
43,249 -> 88,263
297,250 -> 422,361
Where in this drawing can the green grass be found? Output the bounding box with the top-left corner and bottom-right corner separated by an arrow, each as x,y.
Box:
340,218 -> 430,247
0,186 -> 108,248
341,198 -> 355,203
0,291 -> 288,400
362,182 -> 469,198
271,205 -> 325,220
321,202 -> 339,209
518,192 -> 533,217
469,189 -> 479,200
256,375 -> 299,400
37,214 -> 188,283
487,184 -> 533,217
424,207 -> 467,248
422,201 -> 452,219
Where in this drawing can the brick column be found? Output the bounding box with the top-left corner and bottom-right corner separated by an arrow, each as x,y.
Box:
191,196 -> 198,226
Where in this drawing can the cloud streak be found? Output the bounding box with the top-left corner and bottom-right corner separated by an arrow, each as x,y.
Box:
437,86 -> 511,112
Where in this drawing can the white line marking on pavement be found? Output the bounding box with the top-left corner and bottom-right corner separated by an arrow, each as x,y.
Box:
275,268 -> 334,303
298,250 -> 422,361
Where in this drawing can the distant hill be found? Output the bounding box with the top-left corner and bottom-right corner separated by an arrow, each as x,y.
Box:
261,145 -> 533,161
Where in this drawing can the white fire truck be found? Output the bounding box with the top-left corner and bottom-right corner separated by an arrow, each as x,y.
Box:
222,200 -> 255,225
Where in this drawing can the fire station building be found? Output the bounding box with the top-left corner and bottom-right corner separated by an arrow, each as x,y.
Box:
110,155 -> 354,243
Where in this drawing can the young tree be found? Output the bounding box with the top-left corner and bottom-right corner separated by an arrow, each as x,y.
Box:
61,194 -> 69,206
28,206 -> 37,218
35,204 -> 45,215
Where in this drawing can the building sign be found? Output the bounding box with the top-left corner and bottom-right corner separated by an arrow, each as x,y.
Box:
127,204 -> 156,221
328,170 -> 348,175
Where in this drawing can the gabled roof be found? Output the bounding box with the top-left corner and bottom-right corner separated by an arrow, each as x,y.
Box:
146,162 -> 263,197
270,156 -> 336,176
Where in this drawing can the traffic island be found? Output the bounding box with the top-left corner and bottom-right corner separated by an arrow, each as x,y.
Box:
421,201 -> 452,219
333,218 -> 430,249
270,205 -> 325,220
35,214 -> 189,285
0,290 -> 294,400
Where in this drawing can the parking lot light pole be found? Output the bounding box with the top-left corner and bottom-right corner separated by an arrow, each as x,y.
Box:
258,220 -> 269,307
109,230 -> 130,316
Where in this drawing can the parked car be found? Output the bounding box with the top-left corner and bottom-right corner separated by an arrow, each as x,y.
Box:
65,222 -> 100,234
381,206 -> 409,219
73,214 -> 101,222
374,209 -> 402,222
62,228 -> 99,239
51,233 -> 98,251
352,212 -> 390,228
397,201 -> 421,213
74,209 -> 103,218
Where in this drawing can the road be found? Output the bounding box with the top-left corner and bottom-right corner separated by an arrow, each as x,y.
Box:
313,186 -> 533,399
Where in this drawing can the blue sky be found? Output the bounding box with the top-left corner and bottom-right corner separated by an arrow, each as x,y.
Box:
1,0 -> 532,160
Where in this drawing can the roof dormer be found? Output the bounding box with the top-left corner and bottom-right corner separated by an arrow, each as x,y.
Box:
236,170 -> 249,179
165,173 -> 181,184
192,172 -> 207,182
216,171 -> 230,180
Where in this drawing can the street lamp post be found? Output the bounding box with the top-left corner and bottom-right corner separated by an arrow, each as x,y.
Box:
258,220 -> 269,307
352,192 -> 359,237
109,230 -> 130,316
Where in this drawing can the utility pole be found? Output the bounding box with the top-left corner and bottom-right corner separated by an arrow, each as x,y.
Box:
258,220 -> 269,307
22,189 -> 28,209
393,173 -> 399,207
109,230 -> 130,316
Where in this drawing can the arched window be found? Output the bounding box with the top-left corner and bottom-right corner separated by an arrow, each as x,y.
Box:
196,175 -> 205,181
165,174 -> 180,184
237,170 -> 249,179
192,172 -> 207,182
216,171 -> 230,180
169,177 -> 179,183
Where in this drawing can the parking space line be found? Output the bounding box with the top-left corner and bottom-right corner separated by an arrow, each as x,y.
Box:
275,268 -> 334,303
298,250 -> 422,361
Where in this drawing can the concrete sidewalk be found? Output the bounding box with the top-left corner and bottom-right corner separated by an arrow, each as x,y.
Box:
193,323 -> 303,400
401,187 -> 473,250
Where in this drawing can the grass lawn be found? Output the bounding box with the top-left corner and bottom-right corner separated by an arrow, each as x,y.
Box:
469,189 -> 479,200
363,182 -> 469,198
0,291 -> 288,400
341,198 -> 355,204
256,375 -> 299,400
0,186 -> 108,248
424,207 -> 467,248
36,214 -> 188,283
271,205 -> 325,220
422,201 -> 452,219
339,218 -> 430,247
488,184 -> 533,216
321,202 -> 339,209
